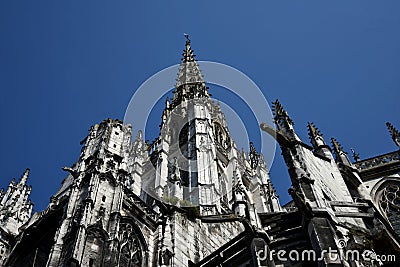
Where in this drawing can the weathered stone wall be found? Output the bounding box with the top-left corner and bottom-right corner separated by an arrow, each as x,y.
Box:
171,212 -> 244,266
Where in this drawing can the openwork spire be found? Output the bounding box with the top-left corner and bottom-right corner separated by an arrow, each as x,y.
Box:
172,35 -> 209,107
386,122 -> 400,147
175,34 -> 206,88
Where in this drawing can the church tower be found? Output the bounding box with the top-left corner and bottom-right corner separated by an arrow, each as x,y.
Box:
0,169 -> 33,266
145,36 -> 282,218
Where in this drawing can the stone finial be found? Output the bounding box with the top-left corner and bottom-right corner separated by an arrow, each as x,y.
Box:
249,142 -> 259,169
272,99 -> 301,142
272,99 -> 294,125
181,34 -> 196,63
18,168 -> 30,186
307,122 -> 322,139
331,138 -> 344,155
350,148 -> 361,162
331,138 -> 351,165
386,122 -> 400,147
307,122 -> 326,148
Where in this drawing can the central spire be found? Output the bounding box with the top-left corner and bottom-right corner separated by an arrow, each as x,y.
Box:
173,35 -> 209,105
181,34 -> 196,63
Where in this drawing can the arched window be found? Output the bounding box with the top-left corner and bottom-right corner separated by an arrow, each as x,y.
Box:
117,222 -> 143,267
378,184 -> 400,235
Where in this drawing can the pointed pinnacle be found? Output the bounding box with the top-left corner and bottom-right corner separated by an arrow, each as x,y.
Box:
19,168 -> 30,186
331,138 -> 343,152
350,148 -> 361,162
136,130 -> 143,140
386,122 -> 400,147
249,142 -> 258,154
272,99 -> 294,125
182,35 -> 196,63
331,138 -> 349,161
175,36 -> 207,90
307,122 -> 323,139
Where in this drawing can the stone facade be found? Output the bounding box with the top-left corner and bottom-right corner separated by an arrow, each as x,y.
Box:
1,38 -> 400,266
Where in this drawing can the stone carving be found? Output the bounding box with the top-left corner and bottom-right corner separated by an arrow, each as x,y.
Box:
354,151 -> 400,171
116,222 -> 143,267
386,122 -> 400,147
351,148 -> 360,162
379,184 -> 400,235
169,157 -> 181,183
249,142 -> 259,169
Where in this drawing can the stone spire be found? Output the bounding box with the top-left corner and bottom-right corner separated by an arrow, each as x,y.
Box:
266,180 -> 279,205
272,99 -> 300,141
331,138 -> 351,165
0,169 -> 33,236
307,122 -> 332,159
172,35 -> 209,106
18,168 -> 30,187
386,122 -> 400,147
308,122 -> 324,147
231,164 -> 247,218
249,142 -> 259,169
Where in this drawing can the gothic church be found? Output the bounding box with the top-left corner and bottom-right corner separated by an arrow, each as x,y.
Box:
1,39 -> 400,266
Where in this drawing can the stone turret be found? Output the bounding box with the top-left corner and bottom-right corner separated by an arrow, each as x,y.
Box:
0,169 -> 33,236
0,169 -> 33,266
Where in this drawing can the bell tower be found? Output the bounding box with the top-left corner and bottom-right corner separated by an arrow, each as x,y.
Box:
147,36 -> 282,218
151,36 -> 226,214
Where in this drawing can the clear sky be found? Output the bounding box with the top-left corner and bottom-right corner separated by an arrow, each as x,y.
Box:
1,1 -> 399,212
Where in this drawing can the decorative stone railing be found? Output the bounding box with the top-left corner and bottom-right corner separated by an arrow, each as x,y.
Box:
354,150 -> 400,171
147,137 -> 161,155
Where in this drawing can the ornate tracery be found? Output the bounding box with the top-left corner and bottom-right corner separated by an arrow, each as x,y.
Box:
116,222 -> 143,267
378,183 -> 400,235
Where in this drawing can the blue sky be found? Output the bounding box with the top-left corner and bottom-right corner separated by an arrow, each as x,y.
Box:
1,1 -> 399,211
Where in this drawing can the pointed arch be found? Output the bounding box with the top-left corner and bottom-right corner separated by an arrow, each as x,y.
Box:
81,225 -> 110,266
372,177 -> 400,236
114,217 -> 148,267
